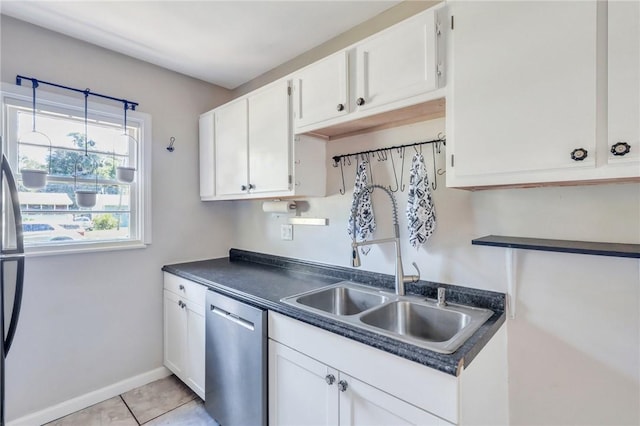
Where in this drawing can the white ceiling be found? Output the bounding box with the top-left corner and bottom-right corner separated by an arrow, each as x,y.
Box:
1,0 -> 402,89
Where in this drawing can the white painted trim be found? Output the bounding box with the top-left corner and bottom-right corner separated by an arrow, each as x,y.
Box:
7,367 -> 171,426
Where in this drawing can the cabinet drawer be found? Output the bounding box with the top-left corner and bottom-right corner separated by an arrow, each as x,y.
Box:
164,272 -> 207,306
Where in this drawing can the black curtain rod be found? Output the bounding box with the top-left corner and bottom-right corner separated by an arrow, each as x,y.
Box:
331,137 -> 445,165
16,75 -> 139,110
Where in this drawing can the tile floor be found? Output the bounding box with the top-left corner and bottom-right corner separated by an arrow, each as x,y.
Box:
44,375 -> 217,425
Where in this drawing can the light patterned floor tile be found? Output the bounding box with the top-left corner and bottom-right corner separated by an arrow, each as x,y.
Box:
44,396 -> 137,426
121,375 -> 196,424
143,399 -> 217,426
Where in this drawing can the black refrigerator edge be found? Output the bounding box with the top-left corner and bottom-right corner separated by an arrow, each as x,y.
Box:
0,145 -> 26,426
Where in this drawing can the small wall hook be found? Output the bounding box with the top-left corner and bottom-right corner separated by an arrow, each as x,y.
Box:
166,136 -> 175,152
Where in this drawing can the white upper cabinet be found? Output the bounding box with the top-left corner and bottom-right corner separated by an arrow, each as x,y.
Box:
214,98 -> 249,197
292,5 -> 446,138
447,0 -> 640,189
200,80 -> 326,201
447,1 -> 597,186
198,111 -> 215,199
248,80 -> 292,194
355,9 -> 440,112
608,0 -> 640,166
293,51 -> 349,129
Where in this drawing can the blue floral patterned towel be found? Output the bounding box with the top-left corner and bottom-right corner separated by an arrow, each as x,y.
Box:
406,153 -> 436,248
347,161 -> 376,255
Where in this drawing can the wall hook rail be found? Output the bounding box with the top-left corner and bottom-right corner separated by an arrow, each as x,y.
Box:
331,137 -> 445,167
332,138 -> 445,195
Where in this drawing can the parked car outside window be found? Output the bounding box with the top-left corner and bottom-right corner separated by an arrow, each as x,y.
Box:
22,223 -> 85,243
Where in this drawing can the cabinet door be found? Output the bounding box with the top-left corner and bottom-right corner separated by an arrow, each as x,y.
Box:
293,51 -> 349,129
163,290 -> 187,378
339,373 -> 447,426
355,9 -> 439,112
248,80 -> 291,194
215,99 -> 248,196
198,111 -> 215,199
269,340 -> 339,426
186,304 -> 205,399
449,1 -> 597,179
608,0 -> 640,165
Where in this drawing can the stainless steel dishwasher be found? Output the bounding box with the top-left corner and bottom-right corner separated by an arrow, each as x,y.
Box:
205,290 -> 267,426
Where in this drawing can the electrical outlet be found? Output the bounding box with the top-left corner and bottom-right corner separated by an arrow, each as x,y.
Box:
280,224 -> 293,241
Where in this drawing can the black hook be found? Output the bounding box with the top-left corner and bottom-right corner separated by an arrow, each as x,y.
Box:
388,149 -> 399,193
366,153 -> 375,193
399,147 -> 406,192
431,143 -> 438,191
338,158 -> 346,195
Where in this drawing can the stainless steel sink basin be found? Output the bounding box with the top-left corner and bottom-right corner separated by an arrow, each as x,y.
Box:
281,281 -> 494,354
294,286 -> 388,316
359,301 -> 469,343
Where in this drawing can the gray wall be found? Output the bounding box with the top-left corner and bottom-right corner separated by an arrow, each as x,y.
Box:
1,15 -> 233,421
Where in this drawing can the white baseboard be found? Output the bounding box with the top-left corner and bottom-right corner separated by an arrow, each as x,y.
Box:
8,366 -> 172,426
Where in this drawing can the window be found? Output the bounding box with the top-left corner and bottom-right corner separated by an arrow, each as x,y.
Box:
2,83 -> 151,254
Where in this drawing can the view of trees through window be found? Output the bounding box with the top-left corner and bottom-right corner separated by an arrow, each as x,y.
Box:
9,102 -> 139,247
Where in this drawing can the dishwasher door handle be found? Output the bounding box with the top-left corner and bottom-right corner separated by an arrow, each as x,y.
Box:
210,305 -> 255,331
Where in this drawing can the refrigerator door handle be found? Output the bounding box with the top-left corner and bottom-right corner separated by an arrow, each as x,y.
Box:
1,154 -> 24,255
3,257 -> 24,356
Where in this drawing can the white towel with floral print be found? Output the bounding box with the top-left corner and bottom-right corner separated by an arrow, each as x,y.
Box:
347,160 -> 376,255
406,153 -> 436,248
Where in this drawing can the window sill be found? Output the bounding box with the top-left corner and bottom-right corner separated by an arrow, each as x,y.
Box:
24,240 -> 148,257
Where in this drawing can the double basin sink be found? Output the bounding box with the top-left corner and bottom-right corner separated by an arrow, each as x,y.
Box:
281,281 -> 493,354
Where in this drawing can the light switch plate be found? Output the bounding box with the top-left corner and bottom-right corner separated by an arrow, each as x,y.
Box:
280,224 -> 293,241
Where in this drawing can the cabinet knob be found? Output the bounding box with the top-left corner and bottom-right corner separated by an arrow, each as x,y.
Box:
337,380 -> 348,392
356,97 -> 365,106
611,142 -> 631,156
249,184 -> 256,190
336,103 -> 345,112
178,300 -> 186,309
241,185 -> 247,191
570,148 -> 588,161
179,285 -> 185,291
325,374 -> 336,385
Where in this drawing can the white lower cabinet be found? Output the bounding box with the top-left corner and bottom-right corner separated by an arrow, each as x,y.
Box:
268,311 -> 508,425
163,273 -> 206,399
270,340 -> 445,426
269,341 -> 338,426
339,373 -> 443,426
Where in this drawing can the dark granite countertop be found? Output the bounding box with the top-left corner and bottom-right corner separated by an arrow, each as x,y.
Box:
162,249 -> 506,377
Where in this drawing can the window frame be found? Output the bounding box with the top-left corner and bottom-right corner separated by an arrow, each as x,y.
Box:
1,82 -> 152,256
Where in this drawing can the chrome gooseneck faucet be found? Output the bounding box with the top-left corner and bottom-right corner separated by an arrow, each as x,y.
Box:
351,184 -> 420,296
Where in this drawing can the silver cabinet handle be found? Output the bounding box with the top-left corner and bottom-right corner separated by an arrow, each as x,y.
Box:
325,374 -> 336,385
337,380 -> 348,392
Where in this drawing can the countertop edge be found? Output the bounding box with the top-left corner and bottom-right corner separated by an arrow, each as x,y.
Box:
162,256 -> 506,377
